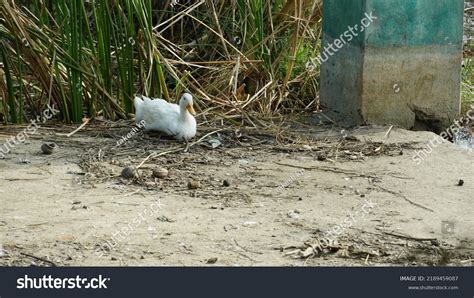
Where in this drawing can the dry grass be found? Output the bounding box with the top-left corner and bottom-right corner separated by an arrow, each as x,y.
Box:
0,0 -> 323,125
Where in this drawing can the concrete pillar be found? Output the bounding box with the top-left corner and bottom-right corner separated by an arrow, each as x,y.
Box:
320,0 -> 464,129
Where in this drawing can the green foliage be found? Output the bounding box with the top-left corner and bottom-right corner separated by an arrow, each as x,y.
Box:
0,0 -> 323,124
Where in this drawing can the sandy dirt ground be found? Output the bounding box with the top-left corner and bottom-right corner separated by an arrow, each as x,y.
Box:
0,121 -> 472,266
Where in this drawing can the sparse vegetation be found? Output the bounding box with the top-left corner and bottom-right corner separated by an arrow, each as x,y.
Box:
462,58 -> 473,114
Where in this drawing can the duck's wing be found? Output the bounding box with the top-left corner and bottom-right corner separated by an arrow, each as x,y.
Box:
142,97 -> 181,135
144,97 -> 180,116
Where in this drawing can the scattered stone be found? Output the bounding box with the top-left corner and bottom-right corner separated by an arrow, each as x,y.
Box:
238,159 -> 251,166
152,167 -> 168,179
41,143 -> 57,155
242,221 -> 258,227
120,167 -> 136,179
457,179 -> 464,186
223,179 -> 231,187
188,180 -> 201,189
287,209 -> 301,219
317,154 -> 327,161
208,139 -> 222,149
206,257 -> 218,264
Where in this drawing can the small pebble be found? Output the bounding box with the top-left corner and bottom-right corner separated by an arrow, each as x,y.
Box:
41,143 -> 57,155
121,167 -> 136,179
152,167 -> 168,179
242,221 -> 258,227
206,257 -> 218,264
287,209 -> 301,219
317,154 -> 326,161
223,179 -> 231,187
188,180 -> 201,189
457,179 -> 464,186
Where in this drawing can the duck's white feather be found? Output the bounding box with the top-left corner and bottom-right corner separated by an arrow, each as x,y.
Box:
134,94 -> 197,141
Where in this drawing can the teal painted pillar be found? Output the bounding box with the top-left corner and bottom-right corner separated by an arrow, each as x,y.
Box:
320,0 -> 464,129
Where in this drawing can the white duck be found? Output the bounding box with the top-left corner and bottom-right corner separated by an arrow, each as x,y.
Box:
134,93 -> 197,151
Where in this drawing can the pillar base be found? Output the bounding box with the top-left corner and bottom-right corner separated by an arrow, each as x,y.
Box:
320,0 -> 464,129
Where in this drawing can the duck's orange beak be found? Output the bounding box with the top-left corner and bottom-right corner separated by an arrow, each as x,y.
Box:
186,104 -> 196,115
